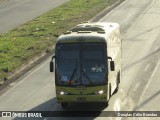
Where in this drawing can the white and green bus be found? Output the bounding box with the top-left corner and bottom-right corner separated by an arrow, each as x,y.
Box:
50,22 -> 122,108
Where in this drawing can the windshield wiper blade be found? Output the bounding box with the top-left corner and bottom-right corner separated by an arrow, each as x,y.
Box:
70,61 -> 78,80
82,70 -> 94,85
70,68 -> 77,80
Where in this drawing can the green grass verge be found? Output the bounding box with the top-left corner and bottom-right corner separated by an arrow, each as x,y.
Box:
0,0 -> 118,80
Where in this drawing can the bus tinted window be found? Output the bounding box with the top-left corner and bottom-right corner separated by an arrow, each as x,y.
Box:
55,43 -> 107,86
83,51 -> 103,59
59,51 -> 79,59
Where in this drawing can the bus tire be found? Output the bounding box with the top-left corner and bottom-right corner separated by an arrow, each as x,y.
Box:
109,83 -> 111,100
114,72 -> 120,93
114,83 -> 119,93
61,103 -> 68,108
101,102 -> 108,107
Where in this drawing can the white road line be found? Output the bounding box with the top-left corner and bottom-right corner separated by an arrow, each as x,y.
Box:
114,99 -> 121,111
139,58 -> 160,103
155,46 -> 158,51
133,83 -> 140,92
144,64 -> 150,72
9,82 -> 15,87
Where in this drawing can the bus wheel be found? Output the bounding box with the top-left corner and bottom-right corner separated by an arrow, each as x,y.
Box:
109,83 -> 112,99
114,72 -> 120,93
114,83 -> 119,93
61,103 -> 68,108
101,102 -> 108,107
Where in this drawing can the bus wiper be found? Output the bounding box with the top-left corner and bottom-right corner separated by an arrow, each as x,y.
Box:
82,70 -> 93,85
70,62 -> 77,80
70,68 -> 77,80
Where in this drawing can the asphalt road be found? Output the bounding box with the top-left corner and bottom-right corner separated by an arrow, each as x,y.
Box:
0,0 -> 69,33
0,0 -> 160,120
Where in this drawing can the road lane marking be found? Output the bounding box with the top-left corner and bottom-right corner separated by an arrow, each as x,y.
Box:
145,60 -> 160,90
133,83 -> 140,92
139,58 -> 160,103
114,99 -> 121,111
155,46 -> 158,51
9,82 -> 15,87
144,64 -> 150,72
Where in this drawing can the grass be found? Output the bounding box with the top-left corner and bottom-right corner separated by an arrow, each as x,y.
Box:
0,0 -> 118,81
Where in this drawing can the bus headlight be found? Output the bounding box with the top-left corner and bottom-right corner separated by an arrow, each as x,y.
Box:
57,91 -> 68,95
95,90 -> 104,95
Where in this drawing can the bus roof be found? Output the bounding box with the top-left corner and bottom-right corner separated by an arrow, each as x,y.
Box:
57,22 -> 120,43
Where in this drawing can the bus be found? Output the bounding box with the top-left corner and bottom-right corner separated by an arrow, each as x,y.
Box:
50,22 -> 122,108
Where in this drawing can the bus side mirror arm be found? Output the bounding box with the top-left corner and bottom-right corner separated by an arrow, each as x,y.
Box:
107,57 -> 115,71
50,55 -> 55,72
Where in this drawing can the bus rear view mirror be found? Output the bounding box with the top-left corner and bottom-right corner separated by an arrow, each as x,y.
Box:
110,61 -> 115,71
50,62 -> 54,72
50,55 -> 55,72
107,57 -> 115,71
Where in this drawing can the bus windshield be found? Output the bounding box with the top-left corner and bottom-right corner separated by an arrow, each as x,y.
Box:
55,43 -> 107,86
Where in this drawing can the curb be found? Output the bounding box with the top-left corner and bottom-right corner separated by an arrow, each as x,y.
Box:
90,0 -> 125,22
0,79 -> 4,86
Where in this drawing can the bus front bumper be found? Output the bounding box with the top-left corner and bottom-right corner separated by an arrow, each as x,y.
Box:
56,94 -> 107,103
